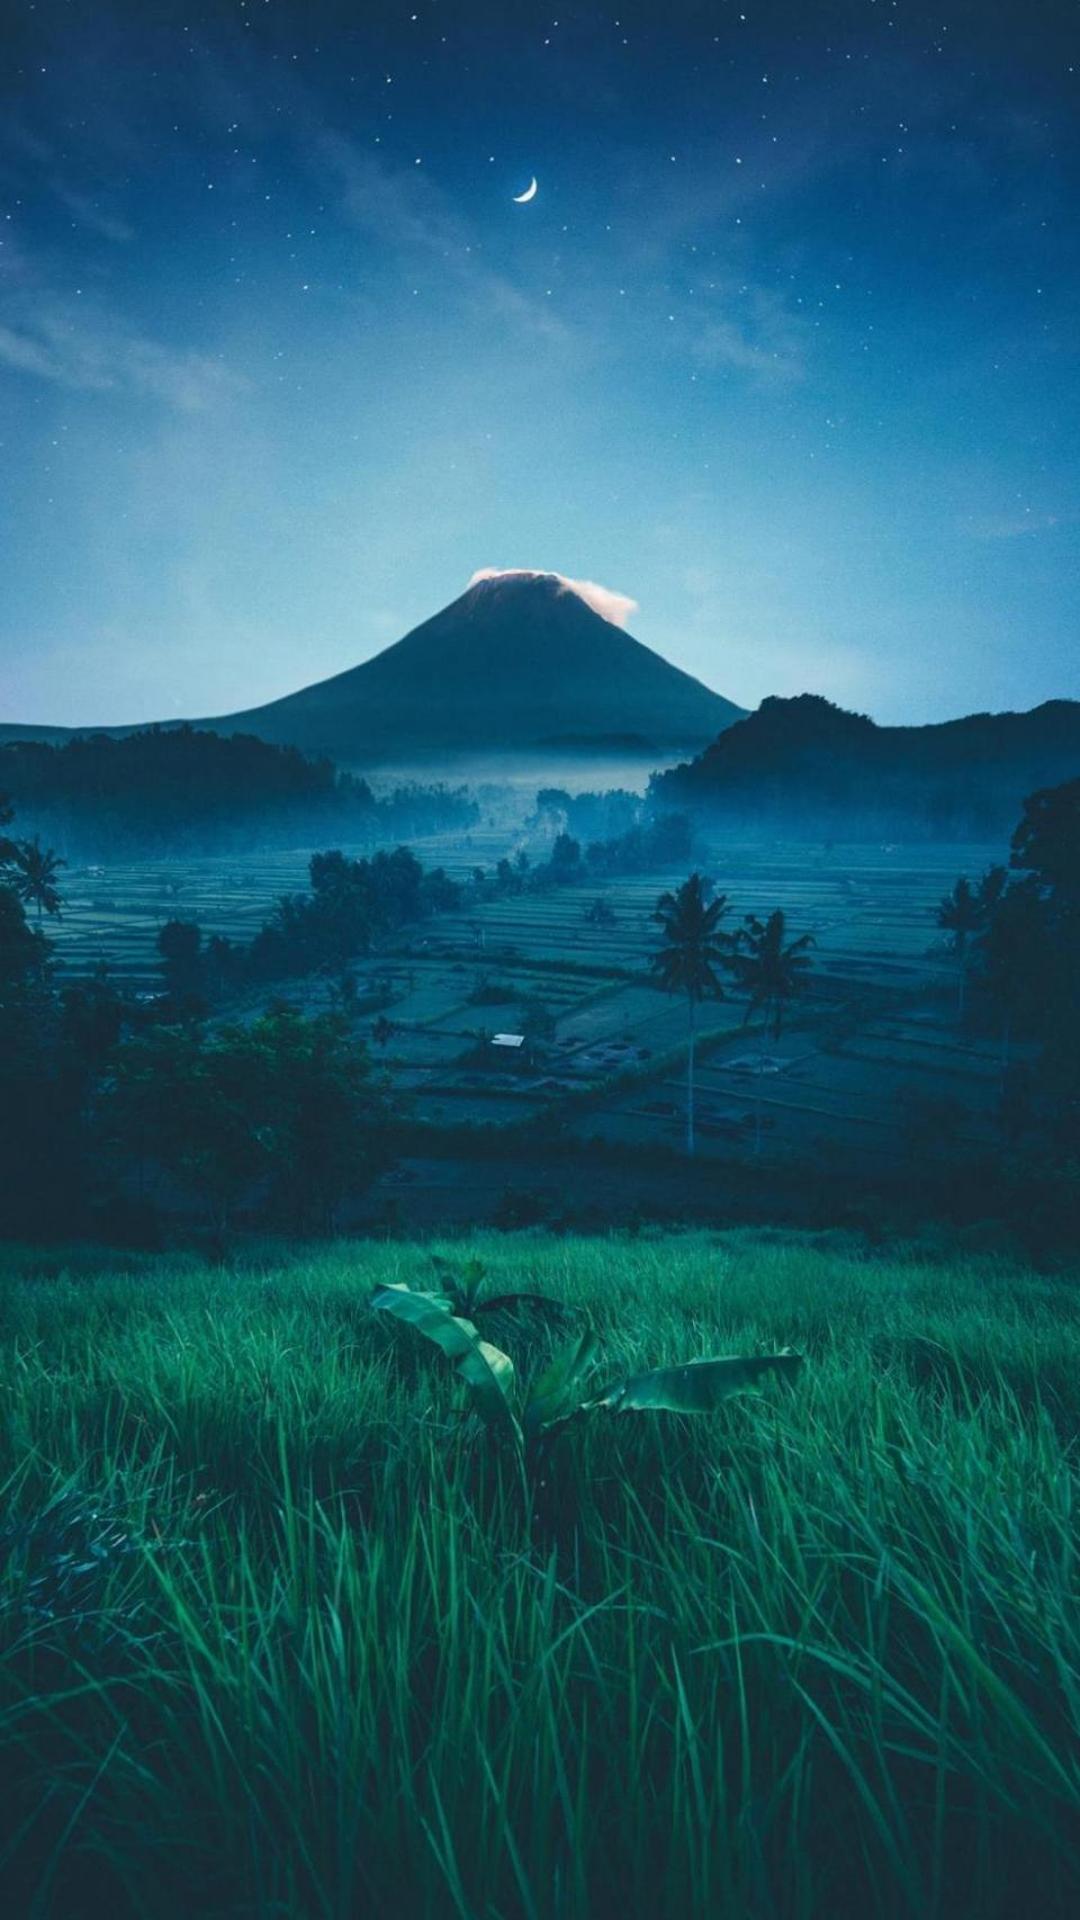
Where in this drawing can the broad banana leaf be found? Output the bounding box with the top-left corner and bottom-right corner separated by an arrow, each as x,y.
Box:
372,1284 -> 519,1435
594,1350 -> 803,1415
524,1327 -> 601,1438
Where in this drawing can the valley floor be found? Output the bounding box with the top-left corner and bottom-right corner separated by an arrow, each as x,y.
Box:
48,837 -> 1022,1228
2,1230 -> 1079,1918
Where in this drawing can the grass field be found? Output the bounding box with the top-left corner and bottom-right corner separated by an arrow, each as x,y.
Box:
3,1232 -> 1079,1918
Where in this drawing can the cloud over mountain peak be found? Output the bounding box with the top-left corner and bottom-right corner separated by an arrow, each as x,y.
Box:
467,568 -> 639,630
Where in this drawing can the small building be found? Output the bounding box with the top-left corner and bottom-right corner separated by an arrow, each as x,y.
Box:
492,1032 -> 526,1050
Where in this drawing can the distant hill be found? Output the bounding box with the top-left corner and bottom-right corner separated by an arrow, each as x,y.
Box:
0,727 -> 478,860
651,694 -> 1080,840
0,574 -> 743,767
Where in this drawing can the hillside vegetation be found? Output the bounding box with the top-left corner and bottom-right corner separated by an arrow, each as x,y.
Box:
652,693 -> 1080,839
2,1231 -> 1079,1918
0,728 -> 476,859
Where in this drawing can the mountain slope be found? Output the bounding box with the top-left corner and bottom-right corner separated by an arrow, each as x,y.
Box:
0,574 -> 743,765
208,573 -> 741,762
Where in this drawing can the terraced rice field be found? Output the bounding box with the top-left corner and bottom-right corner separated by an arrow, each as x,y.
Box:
46,834 -> 1015,1173
368,841 -> 1015,1162
45,825 -> 514,987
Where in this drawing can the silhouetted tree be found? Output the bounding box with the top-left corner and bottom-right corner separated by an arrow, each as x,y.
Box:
0,792 -> 17,867
584,897 -> 616,926
1006,778 -> 1080,1136
0,883 -> 70,1234
10,838 -> 65,925
60,964 -> 124,1086
157,919 -> 205,1008
106,1008 -> 388,1232
551,833 -> 582,875
534,788 -> 571,832
0,729 -> 476,858
731,909 -> 815,1154
0,886 -> 48,983
1012,777 -> 1080,900
652,873 -> 732,1155
936,876 -> 984,1019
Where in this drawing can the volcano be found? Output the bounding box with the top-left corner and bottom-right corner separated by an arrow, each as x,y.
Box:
0,572 -> 743,767
201,572 -> 742,766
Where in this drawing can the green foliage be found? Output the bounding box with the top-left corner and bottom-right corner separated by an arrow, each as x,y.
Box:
248,844 -> 461,983
0,788 -> 18,866
550,830 -> 582,872
522,1325 -> 601,1439
596,1348 -> 803,1412
731,908 -> 815,1039
650,691 -> 1080,840
370,1273 -> 803,1452
157,917 -> 205,1007
0,884 -> 48,984
371,1281 -> 520,1438
3,1231 -> 1080,1918
583,895 -> 616,925
1011,775 -> 1080,899
6,835 -> 65,923
427,1252 -> 579,1328
936,873 -> 983,950
651,872 -> 732,1003
0,727 -> 479,858
106,1006 -> 389,1229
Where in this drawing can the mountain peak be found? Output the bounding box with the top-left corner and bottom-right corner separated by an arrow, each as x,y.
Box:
465,568 -> 639,629
0,574 -> 746,769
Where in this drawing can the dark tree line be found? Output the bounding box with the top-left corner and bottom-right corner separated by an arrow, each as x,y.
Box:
533,786 -> 642,843
0,796 -> 465,1239
477,801 -> 693,899
157,845 -> 462,1011
944,780 -> 1080,1108
0,727 -> 478,858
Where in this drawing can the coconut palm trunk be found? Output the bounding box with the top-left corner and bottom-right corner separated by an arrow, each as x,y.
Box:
686,993 -> 696,1156
755,1021 -> 768,1157
650,875 -> 733,1160
731,911 -> 815,1162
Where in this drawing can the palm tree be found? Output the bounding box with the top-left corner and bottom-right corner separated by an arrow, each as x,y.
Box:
731,910 -> 815,1154
10,838 -> 65,925
651,873 -> 732,1154
936,875 -> 983,1020
0,793 -> 17,868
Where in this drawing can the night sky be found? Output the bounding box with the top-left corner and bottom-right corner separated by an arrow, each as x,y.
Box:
1,0 -> 1077,729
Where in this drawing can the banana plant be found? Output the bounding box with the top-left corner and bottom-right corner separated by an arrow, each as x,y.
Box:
425,1255 -> 579,1327
372,1283 -> 802,1452
371,1282 -> 520,1438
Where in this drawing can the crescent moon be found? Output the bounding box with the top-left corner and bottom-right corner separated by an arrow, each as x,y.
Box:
513,177 -> 538,204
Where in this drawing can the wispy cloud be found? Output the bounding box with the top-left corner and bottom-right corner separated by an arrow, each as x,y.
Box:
315,134 -> 571,345
0,245 -> 243,410
963,506 -> 1079,540
468,567 -> 639,628
693,298 -> 806,386
54,186 -> 134,244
